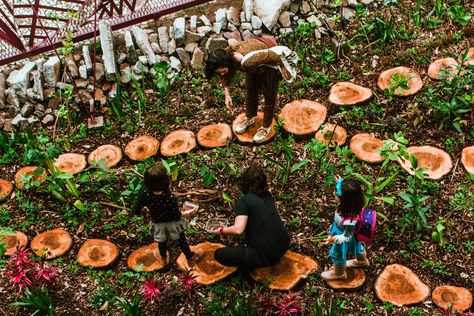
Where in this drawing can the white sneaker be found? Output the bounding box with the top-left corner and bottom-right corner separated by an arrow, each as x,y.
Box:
253,126 -> 271,143
235,117 -> 255,134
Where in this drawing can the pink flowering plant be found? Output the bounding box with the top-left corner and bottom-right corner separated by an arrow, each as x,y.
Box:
5,247 -> 59,315
116,275 -> 166,315
257,292 -> 303,316
141,276 -> 166,304
178,267 -> 197,297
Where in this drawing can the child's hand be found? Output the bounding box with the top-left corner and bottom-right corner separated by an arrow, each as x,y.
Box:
321,236 -> 335,246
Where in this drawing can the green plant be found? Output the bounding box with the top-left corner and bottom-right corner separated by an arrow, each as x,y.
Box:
115,294 -> 143,316
200,164 -> 216,188
152,61 -> 177,98
88,281 -> 117,310
12,288 -> 55,316
421,259 -> 452,277
384,73 -> 413,102
162,158 -> 180,181
447,5 -> 472,26
408,307 -> 423,316
352,172 -> 397,207
304,139 -> 335,188
263,120 -> 309,189
0,227 -> 14,267
128,71 -> 147,124
311,296 -> 349,316
432,218 -> 446,246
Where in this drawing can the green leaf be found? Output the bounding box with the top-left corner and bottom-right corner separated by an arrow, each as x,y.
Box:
378,196 -> 395,205
56,172 -> 73,180
222,192 -> 235,204
279,193 -> 296,200
290,159 -> 309,174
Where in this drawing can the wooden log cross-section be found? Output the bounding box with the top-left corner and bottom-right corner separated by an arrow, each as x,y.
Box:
398,146 -> 453,180
328,82 -> 373,106
124,135 -> 160,161
160,130 -> 197,157
232,112 -> 276,144
197,123 -> 233,148
0,179 -> 13,199
279,100 -> 327,138
377,67 -> 423,97
30,229 -> 73,260
88,145 -> 123,167
350,133 -> 384,163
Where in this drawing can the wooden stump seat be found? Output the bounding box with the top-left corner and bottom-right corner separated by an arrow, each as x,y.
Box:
328,82 -> 373,105
232,112 -> 276,144
177,242 -> 237,285
124,135 -> 160,161
54,153 -> 87,174
250,251 -> 319,290
350,133 -> 384,163
30,229 -> 73,259
398,146 -> 453,180
377,67 -> 423,96
160,130 -> 197,157
315,124 -> 348,147
0,179 -> 13,199
127,242 -> 167,272
14,166 -> 47,189
197,123 -> 233,148
2,231 -> 28,256
88,145 -> 122,167
279,100 -> 327,137
77,239 -> 119,268
325,268 -> 366,291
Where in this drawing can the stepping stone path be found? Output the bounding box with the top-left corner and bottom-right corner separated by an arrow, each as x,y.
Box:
1,231 -> 28,256
128,242 -> 166,272
176,242 -> 237,285
14,166 -> 47,189
461,145 -> 474,175
88,144 -> 122,167
197,123 -> 233,148
377,66 -> 423,96
124,135 -> 160,161
428,58 -> 459,81
398,146 -> 453,180
350,133 -> 384,163
375,264 -> 430,307
160,130 -> 197,157
77,239 -> 119,268
328,82 -> 373,105
54,153 -> 87,174
0,179 -> 13,199
315,124 -> 347,147
250,251 -> 319,290
279,99 -> 327,138
325,267 -> 366,291
432,285 -> 473,312
232,112 -> 276,144
30,229 -> 73,260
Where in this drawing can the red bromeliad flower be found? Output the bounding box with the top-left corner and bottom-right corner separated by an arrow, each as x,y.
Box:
178,268 -> 197,294
10,247 -> 33,270
6,269 -> 33,293
34,264 -> 58,286
274,293 -> 303,316
141,276 -> 165,304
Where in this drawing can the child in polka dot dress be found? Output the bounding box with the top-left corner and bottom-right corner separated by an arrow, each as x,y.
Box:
133,164 -> 204,266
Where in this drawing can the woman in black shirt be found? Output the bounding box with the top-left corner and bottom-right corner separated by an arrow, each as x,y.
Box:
213,165 -> 290,269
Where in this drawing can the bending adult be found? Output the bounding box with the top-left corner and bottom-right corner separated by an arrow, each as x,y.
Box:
213,165 -> 290,269
205,37 -> 298,143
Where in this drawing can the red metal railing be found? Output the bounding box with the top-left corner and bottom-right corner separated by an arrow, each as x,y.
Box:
0,0 -> 211,66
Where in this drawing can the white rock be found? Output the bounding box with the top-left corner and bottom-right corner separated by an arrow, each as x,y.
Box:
205,38 -> 228,52
227,23 -> 238,31
240,11 -> 247,23
307,15 -> 322,26
348,0 -> 358,7
0,73 -> 5,108
149,33 -> 158,43
168,38 -> 176,55
82,45 -> 93,73
279,27 -> 293,35
132,26 -> 156,65
196,26 -> 213,35
124,30 -> 138,64
185,42 -> 198,53
99,20 -> 117,81
241,22 -> 253,30
361,0 -> 373,5
191,47 -> 204,70
251,15 -> 262,29
289,2 -> 299,13
185,31 -> 204,44
31,70 -> 44,101
300,1 -> 311,15
200,15 -> 212,26
342,7 -> 356,20
133,61 -> 148,74
117,52 -> 127,64
173,17 -> 186,46
214,22 -> 223,34
151,42 -> 161,54
169,56 -> 182,72
253,29 -> 262,36
243,0 -> 253,21
157,27 -> 169,53
190,15 -> 197,32
241,29 -> 254,41
216,8 -> 227,26
7,61 -> 36,96
254,0 -> 291,31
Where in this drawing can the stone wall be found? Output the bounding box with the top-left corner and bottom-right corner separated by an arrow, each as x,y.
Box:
0,0 -> 377,132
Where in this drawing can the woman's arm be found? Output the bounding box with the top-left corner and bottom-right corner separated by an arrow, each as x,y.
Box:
215,215 -> 248,235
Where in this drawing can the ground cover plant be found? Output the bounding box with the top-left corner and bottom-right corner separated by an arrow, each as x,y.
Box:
0,0 -> 473,315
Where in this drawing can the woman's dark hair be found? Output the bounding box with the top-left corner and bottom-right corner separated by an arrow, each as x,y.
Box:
204,48 -> 237,84
338,179 -> 364,218
238,165 -> 269,197
143,164 -> 170,192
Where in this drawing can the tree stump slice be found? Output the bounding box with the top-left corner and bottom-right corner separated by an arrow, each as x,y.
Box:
398,146 -> 453,180
232,112 -> 276,144
315,124 -> 348,147
325,268 -> 366,291
375,264 -> 431,307
328,82 -> 373,105
197,123 -> 233,148
54,153 -> 87,174
160,130 -> 197,157
177,242 -> 237,285
14,166 -> 47,189
88,145 -> 122,167
127,242 -> 166,272
279,100 -> 327,137
2,231 -> 28,256
30,229 -> 73,259
428,58 -> 459,80
250,250 -> 319,290
350,133 -> 384,163
124,135 -> 160,161
377,67 -> 423,96
77,239 -> 119,268
461,146 -> 474,175
432,285 -> 472,312
0,179 -> 13,199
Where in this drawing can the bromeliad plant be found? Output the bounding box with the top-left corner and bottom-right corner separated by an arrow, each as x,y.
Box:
115,276 -> 166,316
257,292 -> 303,316
6,247 -> 59,315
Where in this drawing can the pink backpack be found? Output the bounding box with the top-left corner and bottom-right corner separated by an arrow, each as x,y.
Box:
342,208 -> 376,244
